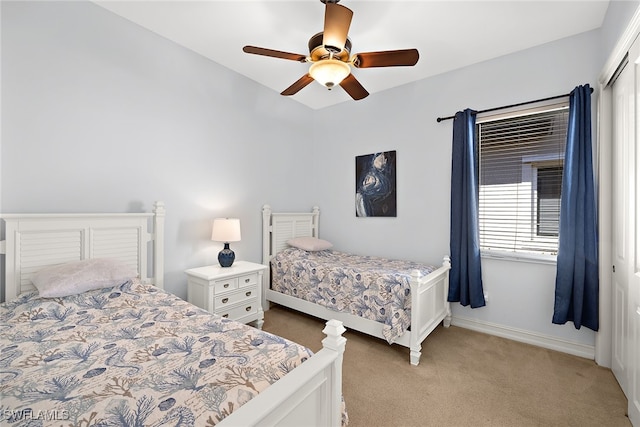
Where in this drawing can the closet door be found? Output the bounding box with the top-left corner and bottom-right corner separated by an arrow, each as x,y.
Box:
612,35 -> 640,426
630,36 -> 640,427
611,48 -> 632,398
611,34 -> 640,426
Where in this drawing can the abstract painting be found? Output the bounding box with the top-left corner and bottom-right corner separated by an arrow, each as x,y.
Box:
355,150 -> 397,217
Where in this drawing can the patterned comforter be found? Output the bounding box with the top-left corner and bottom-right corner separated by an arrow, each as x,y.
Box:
0,280 -> 316,426
271,248 -> 436,343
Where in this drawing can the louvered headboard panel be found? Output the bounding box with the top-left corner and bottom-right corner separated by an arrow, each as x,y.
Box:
0,202 -> 165,302
17,229 -> 84,296
262,205 -> 320,265
92,227 -> 143,270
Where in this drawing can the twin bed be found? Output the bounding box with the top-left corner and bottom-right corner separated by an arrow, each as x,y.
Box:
0,202 -> 346,426
262,205 -> 452,366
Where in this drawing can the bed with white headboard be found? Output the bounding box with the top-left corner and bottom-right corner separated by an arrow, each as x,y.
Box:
0,202 -> 346,426
262,204 -> 451,366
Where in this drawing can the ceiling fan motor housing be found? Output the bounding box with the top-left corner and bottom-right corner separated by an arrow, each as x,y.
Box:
308,32 -> 352,62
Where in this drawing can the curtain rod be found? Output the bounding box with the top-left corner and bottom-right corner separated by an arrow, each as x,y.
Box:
435,87 -> 593,123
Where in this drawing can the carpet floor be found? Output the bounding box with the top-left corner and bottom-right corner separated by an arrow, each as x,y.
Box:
262,304 -> 630,427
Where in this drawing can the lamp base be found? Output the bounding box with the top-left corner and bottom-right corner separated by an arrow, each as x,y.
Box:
218,243 -> 235,267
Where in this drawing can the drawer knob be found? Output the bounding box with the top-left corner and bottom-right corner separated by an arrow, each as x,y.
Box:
222,314 -> 229,318
222,298 -> 229,304
224,283 -> 230,288
245,278 -> 250,283
245,291 -> 252,297
245,306 -> 252,312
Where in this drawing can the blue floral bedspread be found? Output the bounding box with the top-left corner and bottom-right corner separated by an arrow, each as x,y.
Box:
0,280 -> 315,426
271,248 -> 436,343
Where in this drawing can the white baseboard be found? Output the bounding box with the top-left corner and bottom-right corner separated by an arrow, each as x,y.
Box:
451,315 -> 595,360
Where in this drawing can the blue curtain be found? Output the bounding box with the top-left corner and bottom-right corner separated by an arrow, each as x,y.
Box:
552,84 -> 599,331
449,109 -> 486,308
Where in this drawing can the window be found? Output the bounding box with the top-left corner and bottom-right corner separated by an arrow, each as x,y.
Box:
477,104 -> 569,257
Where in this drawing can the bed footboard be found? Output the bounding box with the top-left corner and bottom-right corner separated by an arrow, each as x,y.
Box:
407,256 -> 451,365
220,319 -> 346,426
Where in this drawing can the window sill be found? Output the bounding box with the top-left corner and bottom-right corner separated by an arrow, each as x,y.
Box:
480,250 -> 557,265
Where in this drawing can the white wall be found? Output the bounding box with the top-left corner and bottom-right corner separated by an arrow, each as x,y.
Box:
0,1 -> 316,299
312,30 -> 603,350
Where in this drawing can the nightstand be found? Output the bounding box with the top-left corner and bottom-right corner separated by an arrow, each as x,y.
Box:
185,261 -> 268,328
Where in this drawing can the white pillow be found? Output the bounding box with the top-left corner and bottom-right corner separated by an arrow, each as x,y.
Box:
31,258 -> 137,298
287,236 -> 333,251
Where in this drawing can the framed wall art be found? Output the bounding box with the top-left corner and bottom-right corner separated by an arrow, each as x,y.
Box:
355,150 -> 396,217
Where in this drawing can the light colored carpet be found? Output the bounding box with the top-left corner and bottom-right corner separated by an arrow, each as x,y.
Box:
262,304 -> 630,427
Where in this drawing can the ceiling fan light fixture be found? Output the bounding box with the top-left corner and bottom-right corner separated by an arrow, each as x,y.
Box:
243,0 -> 418,100
309,59 -> 350,89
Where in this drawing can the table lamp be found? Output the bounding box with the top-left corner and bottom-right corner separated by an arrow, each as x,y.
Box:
211,218 -> 241,267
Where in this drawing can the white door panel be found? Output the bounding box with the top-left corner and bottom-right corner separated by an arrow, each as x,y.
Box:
612,51 -> 632,396
626,36 -> 640,426
611,34 -> 640,426
629,37 -> 640,425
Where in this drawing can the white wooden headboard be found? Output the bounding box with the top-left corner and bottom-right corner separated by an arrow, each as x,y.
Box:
262,204 -> 320,266
0,201 -> 165,302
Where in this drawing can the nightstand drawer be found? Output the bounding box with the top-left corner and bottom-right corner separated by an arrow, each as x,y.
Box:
216,300 -> 258,319
214,288 -> 256,307
238,273 -> 258,288
214,277 -> 238,294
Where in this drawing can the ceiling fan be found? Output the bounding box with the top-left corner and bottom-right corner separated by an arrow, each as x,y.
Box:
242,0 -> 419,101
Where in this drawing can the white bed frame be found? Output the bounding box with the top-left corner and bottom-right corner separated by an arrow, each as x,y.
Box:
262,204 -> 452,366
0,202 -> 346,427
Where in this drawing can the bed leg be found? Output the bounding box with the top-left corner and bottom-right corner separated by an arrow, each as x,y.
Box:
410,346 -> 421,366
443,314 -> 452,328
443,302 -> 452,328
255,309 -> 265,330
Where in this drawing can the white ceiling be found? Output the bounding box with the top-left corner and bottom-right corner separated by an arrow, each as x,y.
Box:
94,0 -> 610,110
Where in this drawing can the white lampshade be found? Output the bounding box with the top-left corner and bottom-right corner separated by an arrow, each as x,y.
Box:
211,218 -> 241,243
309,59 -> 350,88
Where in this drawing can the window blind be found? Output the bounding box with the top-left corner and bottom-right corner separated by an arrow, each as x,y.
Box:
477,107 -> 569,255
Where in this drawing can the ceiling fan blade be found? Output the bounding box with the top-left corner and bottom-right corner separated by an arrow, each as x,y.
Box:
353,49 -> 419,68
340,73 -> 369,100
323,3 -> 353,52
281,74 -> 315,96
243,46 -> 307,62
